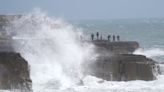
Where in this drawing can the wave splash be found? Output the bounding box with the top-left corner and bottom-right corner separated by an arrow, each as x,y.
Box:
6,10 -> 95,91
5,9 -> 164,92
134,48 -> 164,58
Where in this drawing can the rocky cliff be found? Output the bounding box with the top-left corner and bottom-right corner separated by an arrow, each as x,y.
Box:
0,52 -> 32,91
0,15 -> 32,91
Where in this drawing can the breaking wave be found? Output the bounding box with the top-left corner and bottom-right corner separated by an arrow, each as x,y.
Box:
6,9 -> 96,91
134,48 -> 164,58
5,9 -> 164,92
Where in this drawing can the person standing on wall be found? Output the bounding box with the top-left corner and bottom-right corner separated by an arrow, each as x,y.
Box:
108,35 -> 111,41
113,35 -> 115,42
117,35 -> 120,41
91,33 -> 94,41
96,32 -> 99,40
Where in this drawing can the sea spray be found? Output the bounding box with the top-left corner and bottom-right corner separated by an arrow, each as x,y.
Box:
133,48 -> 164,65
6,10 -> 96,91
4,10 -> 164,92
134,48 -> 164,58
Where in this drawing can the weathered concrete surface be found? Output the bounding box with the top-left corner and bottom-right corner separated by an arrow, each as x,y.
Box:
92,40 -> 139,54
0,52 -> 32,91
86,54 -> 158,81
83,40 -> 160,81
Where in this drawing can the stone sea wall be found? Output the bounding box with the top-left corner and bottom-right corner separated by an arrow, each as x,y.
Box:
84,40 -> 160,81
87,54 -> 158,81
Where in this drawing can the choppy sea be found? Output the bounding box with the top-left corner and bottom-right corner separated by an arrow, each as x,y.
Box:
72,19 -> 164,62
4,11 -> 164,92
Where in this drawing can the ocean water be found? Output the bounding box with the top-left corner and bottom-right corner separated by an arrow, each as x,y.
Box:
72,19 -> 164,62
5,10 -> 164,92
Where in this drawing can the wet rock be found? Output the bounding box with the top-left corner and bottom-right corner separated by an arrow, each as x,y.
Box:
0,52 -> 32,91
0,15 -> 32,91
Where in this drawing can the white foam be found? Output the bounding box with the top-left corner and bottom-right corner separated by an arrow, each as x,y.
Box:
6,9 -> 96,91
5,9 -> 164,92
133,48 -> 164,58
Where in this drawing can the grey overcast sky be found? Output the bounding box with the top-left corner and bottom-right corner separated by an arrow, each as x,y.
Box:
0,0 -> 164,19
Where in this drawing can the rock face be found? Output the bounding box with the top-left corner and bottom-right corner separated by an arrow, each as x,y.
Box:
0,15 -> 32,91
85,40 -> 159,81
0,52 -> 32,91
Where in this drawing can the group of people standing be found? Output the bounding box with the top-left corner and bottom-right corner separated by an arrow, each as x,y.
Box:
91,32 -> 120,41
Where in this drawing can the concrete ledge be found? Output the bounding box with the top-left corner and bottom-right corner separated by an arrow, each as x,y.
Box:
86,54 -> 158,81
92,40 -> 139,54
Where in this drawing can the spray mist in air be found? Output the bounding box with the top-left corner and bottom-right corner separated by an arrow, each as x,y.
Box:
6,10 -> 96,91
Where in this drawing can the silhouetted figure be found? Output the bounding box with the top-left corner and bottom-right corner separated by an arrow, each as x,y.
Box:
107,35 -> 111,41
91,33 -> 94,41
113,35 -> 115,42
117,35 -> 120,41
100,35 -> 102,40
96,32 -> 99,39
